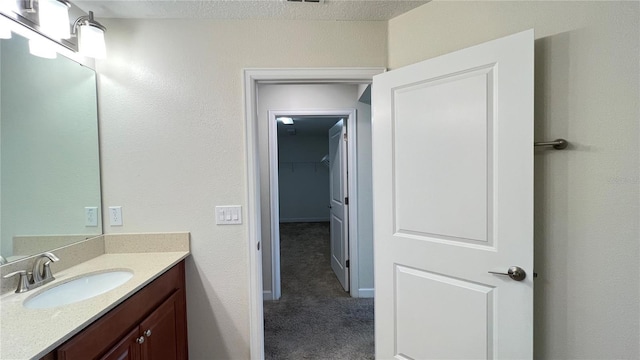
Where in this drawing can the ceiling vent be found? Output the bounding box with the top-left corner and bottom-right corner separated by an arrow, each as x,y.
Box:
286,0 -> 326,3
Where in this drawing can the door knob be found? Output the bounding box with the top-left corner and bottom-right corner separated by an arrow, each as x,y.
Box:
136,336 -> 145,344
488,266 -> 526,281
144,329 -> 152,337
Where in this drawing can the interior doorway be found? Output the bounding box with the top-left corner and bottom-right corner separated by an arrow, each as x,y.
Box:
264,113 -> 375,359
267,110 -> 357,301
257,83 -> 377,302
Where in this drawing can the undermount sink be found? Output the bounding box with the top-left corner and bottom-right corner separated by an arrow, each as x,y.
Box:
24,270 -> 134,309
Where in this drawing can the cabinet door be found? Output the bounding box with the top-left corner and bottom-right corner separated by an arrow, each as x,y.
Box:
140,292 -> 179,360
100,328 -> 141,360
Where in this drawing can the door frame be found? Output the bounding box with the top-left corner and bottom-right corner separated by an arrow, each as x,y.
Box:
268,109 -> 357,301
243,67 -> 385,359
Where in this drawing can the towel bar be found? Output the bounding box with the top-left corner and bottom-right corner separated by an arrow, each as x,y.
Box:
534,138 -> 568,150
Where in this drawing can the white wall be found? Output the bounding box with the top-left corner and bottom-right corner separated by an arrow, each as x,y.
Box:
1,35 -> 101,258
257,83 -> 375,297
278,133 -> 331,222
96,19 -> 386,358
388,1 -> 639,358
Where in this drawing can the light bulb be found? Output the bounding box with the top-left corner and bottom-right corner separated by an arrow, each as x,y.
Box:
39,0 -> 70,40
29,38 -> 57,59
278,117 -> 294,125
0,0 -> 19,14
79,24 -> 105,58
0,5 -> 13,39
0,25 -> 10,39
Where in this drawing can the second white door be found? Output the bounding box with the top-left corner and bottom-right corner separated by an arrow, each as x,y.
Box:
329,119 -> 349,292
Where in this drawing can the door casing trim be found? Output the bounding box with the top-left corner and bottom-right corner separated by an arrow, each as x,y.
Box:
243,67 -> 385,359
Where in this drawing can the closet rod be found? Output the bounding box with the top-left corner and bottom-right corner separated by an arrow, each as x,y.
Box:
534,138 -> 568,150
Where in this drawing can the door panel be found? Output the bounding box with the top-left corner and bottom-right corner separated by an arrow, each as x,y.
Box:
373,30 -> 534,359
395,266 -> 493,359
329,120 -> 349,291
395,67 -> 492,243
99,328 -> 140,360
330,215 -> 345,269
140,292 -> 178,360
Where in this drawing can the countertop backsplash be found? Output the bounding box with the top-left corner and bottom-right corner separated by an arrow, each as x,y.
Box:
0,235 -> 105,295
0,232 -> 190,295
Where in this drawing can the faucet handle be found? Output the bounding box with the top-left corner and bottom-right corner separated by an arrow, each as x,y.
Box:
41,262 -> 55,281
33,252 -> 60,283
3,270 -> 32,293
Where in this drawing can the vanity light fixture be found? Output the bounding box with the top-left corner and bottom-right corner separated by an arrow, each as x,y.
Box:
277,117 -> 294,125
38,0 -> 71,40
72,11 -> 105,58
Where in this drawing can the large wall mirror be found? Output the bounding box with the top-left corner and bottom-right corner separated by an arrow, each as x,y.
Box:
0,29 -> 101,263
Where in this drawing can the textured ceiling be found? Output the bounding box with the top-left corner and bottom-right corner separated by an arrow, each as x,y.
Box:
73,0 -> 428,20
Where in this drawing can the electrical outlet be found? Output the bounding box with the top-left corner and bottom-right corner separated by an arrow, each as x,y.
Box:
85,207 -> 98,227
109,206 -> 123,226
216,206 -> 242,225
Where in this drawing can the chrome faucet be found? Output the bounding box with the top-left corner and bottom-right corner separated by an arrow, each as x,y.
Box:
3,252 -> 60,293
32,252 -> 59,284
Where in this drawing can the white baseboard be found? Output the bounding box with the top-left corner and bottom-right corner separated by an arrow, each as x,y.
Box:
279,217 -> 329,223
359,288 -> 374,298
263,290 -> 273,301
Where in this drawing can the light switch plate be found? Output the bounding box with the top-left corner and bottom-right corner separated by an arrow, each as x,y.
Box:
85,207 -> 98,227
109,206 -> 123,226
216,206 -> 242,225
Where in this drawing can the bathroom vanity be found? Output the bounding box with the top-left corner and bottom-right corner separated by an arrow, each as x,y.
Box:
0,233 -> 190,360
54,261 -> 187,360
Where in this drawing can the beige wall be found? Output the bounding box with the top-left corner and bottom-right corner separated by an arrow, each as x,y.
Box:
96,19 -> 386,358
389,1 -> 639,359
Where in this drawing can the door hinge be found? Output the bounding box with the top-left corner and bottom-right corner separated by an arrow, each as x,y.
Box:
346,260 -> 350,268
343,133 -> 348,141
344,197 -> 349,205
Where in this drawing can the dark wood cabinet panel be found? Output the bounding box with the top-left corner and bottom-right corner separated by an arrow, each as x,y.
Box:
140,292 -> 178,359
99,328 -> 140,360
55,261 -> 187,360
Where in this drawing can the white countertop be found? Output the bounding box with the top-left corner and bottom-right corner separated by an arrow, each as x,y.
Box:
0,251 -> 189,360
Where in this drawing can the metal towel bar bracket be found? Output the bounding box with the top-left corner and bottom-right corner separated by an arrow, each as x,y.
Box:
534,138 -> 568,150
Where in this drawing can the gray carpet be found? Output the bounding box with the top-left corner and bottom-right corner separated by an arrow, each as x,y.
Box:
264,222 -> 374,360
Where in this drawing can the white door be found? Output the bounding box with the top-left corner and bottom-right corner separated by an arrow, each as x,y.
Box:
372,30 -> 534,359
329,119 -> 349,292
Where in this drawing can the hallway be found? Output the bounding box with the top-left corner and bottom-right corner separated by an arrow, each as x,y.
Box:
263,222 -> 374,359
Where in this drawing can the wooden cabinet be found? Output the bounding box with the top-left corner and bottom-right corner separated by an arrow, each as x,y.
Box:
100,292 -> 181,360
53,261 -> 188,360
